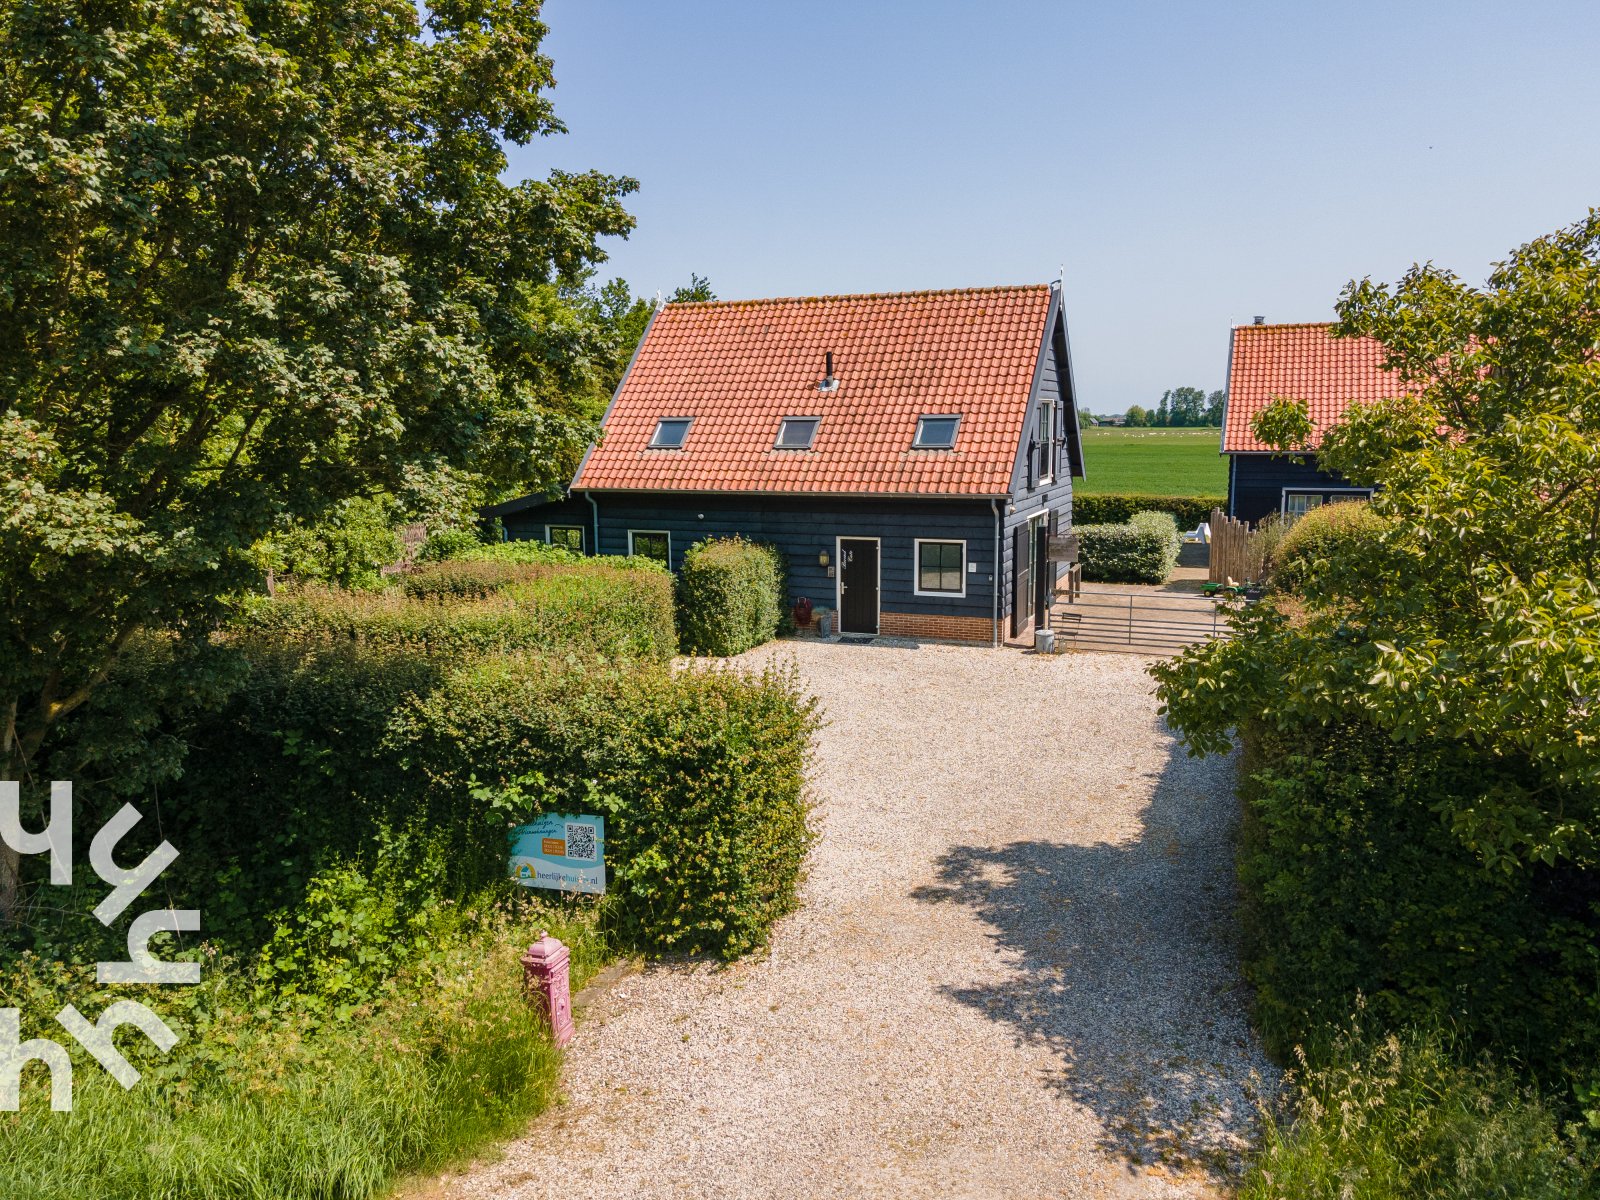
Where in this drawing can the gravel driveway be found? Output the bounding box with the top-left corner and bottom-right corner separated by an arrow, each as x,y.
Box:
434,641 -> 1274,1200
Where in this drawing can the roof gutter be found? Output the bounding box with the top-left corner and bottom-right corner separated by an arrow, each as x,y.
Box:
585,491 -> 600,557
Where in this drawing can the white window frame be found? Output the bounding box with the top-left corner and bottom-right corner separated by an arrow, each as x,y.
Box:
774,416 -> 821,450
912,414 -> 961,450
648,417 -> 694,449
1280,487 -> 1374,518
545,524 -> 585,552
833,535 -> 881,635
627,529 -> 672,564
913,538 -> 968,598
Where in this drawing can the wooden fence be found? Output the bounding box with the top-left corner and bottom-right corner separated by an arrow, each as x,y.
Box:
1208,508 -> 1262,585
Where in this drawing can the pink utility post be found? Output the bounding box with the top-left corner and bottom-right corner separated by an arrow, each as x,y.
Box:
520,931 -> 576,1047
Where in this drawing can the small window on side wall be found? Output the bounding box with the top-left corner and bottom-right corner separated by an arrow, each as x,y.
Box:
628,530 -> 670,566
649,418 -> 693,449
546,525 -> 584,553
915,539 -> 966,596
913,415 -> 960,449
774,417 -> 820,450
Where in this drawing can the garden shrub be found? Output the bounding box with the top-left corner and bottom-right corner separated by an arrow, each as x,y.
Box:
1077,519 -> 1174,583
1235,719 -> 1600,1072
1128,509 -> 1181,576
451,539 -> 589,566
1073,493 -> 1223,528
53,637 -> 818,961
241,560 -> 675,662
400,559 -> 528,601
417,527 -> 484,562
1241,1022 -> 1597,1200
270,495 -> 402,590
391,655 -> 818,957
1273,499 -> 1389,591
676,536 -> 785,656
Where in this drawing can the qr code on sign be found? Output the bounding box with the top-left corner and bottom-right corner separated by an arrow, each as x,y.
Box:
564,822 -> 597,862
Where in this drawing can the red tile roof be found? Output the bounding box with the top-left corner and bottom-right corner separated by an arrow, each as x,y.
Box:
1223,322 -> 1408,453
573,285 -> 1055,496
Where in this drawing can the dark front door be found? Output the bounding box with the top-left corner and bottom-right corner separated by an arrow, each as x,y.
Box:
1012,515 -> 1052,638
838,538 -> 879,634
1034,513 -> 1052,622
1012,524 -> 1032,638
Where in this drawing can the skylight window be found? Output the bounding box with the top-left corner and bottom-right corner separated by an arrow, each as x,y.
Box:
774,417 -> 820,450
913,415 -> 961,449
648,417 -> 693,449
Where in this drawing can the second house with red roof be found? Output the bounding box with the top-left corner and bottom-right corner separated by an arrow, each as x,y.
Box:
486,282 -> 1086,645
1221,320 -> 1406,524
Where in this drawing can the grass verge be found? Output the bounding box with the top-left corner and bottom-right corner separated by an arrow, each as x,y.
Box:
0,895 -> 606,1200
1241,1024 -> 1598,1200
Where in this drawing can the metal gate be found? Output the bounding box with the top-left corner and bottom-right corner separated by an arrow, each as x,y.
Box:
1050,588 -> 1240,656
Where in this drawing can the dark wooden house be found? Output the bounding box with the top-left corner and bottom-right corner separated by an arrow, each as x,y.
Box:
485,284 -> 1086,645
1222,321 -> 1403,524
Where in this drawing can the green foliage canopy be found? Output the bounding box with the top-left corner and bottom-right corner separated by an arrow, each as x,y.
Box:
0,0 -> 635,781
676,536 -> 785,657
1156,213 -> 1600,873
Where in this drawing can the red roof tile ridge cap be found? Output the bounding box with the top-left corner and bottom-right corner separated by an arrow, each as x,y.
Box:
663,283 -> 1053,309
1232,320 -> 1343,332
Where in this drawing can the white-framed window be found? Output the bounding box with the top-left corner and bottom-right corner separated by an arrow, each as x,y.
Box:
648,417 -> 693,449
774,416 -> 820,450
914,538 -> 967,597
1036,399 -> 1054,484
628,529 -> 671,565
912,414 -> 961,449
1281,488 -> 1374,522
545,525 -> 584,552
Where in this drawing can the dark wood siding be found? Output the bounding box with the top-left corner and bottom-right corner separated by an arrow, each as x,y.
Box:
991,300 -> 1081,634
1227,454 -> 1360,525
494,496 -> 595,548
582,492 -> 1001,625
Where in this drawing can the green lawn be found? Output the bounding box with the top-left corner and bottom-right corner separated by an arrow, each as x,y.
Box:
1076,426 -> 1227,496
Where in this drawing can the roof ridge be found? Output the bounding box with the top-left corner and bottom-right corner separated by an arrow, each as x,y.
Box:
1233,320 -> 1339,331
666,283 -> 1052,309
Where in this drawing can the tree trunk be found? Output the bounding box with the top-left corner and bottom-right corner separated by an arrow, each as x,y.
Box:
1,704 -> 24,925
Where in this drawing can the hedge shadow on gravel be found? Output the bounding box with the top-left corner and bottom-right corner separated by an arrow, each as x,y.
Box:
908,744 -> 1270,1178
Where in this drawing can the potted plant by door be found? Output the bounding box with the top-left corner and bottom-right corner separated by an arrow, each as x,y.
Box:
792,596 -> 814,630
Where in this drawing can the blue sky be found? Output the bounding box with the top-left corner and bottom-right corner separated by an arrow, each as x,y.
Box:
508,1 -> 1600,413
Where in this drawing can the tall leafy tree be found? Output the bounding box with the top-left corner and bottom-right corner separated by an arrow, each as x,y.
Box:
0,0 -> 636,912
1156,212 -> 1600,872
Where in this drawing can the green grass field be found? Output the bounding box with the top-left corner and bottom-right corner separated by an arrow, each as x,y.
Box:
1076,426 -> 1227,496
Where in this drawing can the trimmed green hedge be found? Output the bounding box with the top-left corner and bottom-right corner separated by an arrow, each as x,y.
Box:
242,560 -> 675,662
1128,510 -> 1181,577
1237,719 -> 1600,1070
450,540 -> 588,567
55,639 -> 817,960
677,536 -> 785,656
1073,493 -> 1223,528
1078,514 -> 1179,584
396,655 -> 817,956
400,560 -> 526,601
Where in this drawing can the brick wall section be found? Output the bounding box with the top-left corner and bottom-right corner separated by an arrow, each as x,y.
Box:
878,610 -> 993,644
